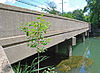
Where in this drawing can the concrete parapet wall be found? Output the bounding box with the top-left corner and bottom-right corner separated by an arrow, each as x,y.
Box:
0,3 -> 90,64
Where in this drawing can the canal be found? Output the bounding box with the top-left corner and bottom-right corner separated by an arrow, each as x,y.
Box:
66,37 -> 100,73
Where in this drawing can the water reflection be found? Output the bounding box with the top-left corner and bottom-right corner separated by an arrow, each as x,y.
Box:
79,50 -> 90,73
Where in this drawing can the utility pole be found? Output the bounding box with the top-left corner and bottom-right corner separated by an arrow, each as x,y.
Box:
62,0 -> 63,15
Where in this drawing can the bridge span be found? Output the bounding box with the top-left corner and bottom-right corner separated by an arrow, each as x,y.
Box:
0,3 -> 89,67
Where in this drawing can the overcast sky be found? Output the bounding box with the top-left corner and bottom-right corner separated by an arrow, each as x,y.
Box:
0,0 -> 87,12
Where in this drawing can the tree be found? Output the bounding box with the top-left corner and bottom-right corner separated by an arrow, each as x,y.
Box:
19,14 -> 51,73
60,12 -> 74,19
72,9 -> 85,21
84,0 -> 100,28
42,1 -> 60,15
59,9 -> 86,21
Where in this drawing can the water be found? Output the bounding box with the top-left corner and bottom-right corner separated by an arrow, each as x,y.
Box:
56,37 -> 100,73
71,38 -> 100,73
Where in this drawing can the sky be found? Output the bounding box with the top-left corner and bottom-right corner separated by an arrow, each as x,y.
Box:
0,0 -> 87,12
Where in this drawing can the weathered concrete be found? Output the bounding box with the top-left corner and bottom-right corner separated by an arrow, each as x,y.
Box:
69,45 -> 72,56
72,37 -> 76,46
85,31 -> 88,36
65,39 -> 72,57
0,46 -> 14,73
82,33 -> 85,42
0,3 -> 90,64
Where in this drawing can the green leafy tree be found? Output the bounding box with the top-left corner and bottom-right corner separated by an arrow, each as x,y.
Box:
60,12 -> 74,19
59,9 -> 86,21
84,0 -> 100,28
19,14 -> 51,73
72,9 -> 85,21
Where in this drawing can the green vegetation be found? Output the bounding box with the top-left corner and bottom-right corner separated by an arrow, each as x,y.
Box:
84,0 -> 100,28
44,0 -> 100,30
13,56 -> 57,73
43,67 -> 57,73
56,56 -> 93,72
19,14 -> 51,53
19,14 -> 58,73
42,1 -> 59,15
94,36 -> 100,39
13,56 -> 49,73
61,9 -> 86,21
43,1 -> 89,22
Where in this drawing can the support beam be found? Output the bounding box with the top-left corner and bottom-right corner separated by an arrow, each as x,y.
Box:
72,37 -> 76,46
82,33 -> 85,42
66,39 -> 72,57
69,45 -> 72,56
85,31 -> 89,38
0,46 -> 14,73
85,31 -> 88,36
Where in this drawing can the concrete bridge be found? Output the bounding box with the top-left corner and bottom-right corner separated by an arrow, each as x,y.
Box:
0,3 -> 90,73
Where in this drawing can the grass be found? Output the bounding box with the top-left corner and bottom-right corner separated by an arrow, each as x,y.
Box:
12,56 -> 49,73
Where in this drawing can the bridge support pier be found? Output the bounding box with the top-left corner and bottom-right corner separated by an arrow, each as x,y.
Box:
82,33 -> 85,42
66,39 -> 72,57
69,45 -> 72,56
72,37 -> 76,46
85,31 -> 89,37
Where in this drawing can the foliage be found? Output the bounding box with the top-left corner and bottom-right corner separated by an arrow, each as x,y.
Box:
84,0 -> 100,28
42,1 -> 60,15
60,12 -> 74,19
43,67 -> 57,73
19,14 -> 51,53
42,1 -> 89,22
13,56 -> 49,73
56,56 -> 93,72
72,9 -> 85,21
19,14 -> 52,73
59,9 -> 86,21
94,36 -> 100,39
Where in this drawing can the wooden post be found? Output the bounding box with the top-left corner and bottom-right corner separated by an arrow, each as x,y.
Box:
0,46 -> 14,73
